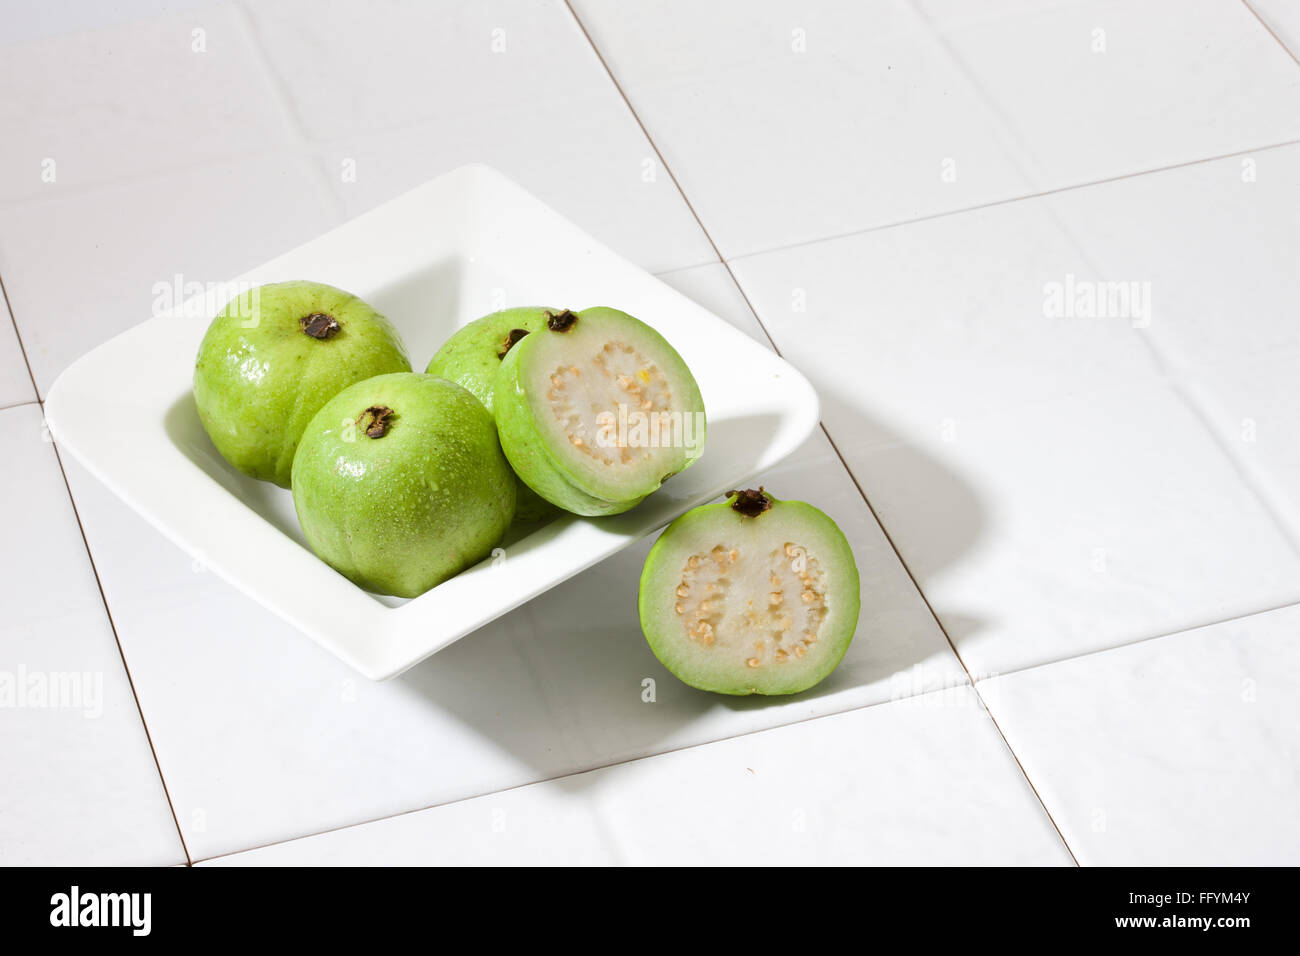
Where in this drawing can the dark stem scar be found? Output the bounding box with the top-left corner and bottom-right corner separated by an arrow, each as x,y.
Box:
300,312 -> 341,339
358,405 -> 395,439
497,328 -> 530,358
545,309 -> 578,332
726,487 -> 771,517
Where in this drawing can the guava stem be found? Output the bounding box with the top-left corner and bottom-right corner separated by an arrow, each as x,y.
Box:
727,487 -> 771,517
300,312 -> 341,339
359,405 -> 395,439
497,328 -> 530,358
545,309 -> 578,333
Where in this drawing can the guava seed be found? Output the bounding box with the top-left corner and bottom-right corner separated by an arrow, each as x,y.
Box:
548,341 -> 673,466
672,539 -> 828,668
300,312 -> 341,339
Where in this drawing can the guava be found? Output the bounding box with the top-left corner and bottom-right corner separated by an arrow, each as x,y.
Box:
638,488 -> 860,695
494,307 -> 706,516
193,280 -> 411,488
425,307 -> 559,524
290,372 -> 516,598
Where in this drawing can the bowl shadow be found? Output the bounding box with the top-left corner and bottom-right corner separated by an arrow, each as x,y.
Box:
394,398 -> 988,789
169,322 -> 987,793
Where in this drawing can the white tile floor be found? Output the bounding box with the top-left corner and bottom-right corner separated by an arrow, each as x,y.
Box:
0,405 -> 183,866
1250,0 -> 1300,60
0,296 -> 35,409
200,687 -> 1071,866
978,605 -> 1300,865
3,0 -> 1299,866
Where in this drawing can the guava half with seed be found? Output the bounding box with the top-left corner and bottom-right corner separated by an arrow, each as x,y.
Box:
638,488 -> 860,695
291,372 -> 515,598
193,280 -> 411,488
425,307 -> 559,524
494,307 -> 706,516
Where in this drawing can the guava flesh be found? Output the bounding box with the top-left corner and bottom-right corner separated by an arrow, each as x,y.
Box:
193,280 -> 411,488
425,308 -> 559,524
494,307 -> 706,516
290,372 -> 516,598
638,489 -> 860,695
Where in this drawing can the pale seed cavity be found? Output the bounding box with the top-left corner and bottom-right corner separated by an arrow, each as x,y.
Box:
547,340 -> 673,466
673,540 -> 828,670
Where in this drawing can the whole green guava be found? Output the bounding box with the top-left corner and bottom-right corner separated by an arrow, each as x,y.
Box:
426,307 -> 559,524
291,372 -> 516,598
193,280 -> 410,487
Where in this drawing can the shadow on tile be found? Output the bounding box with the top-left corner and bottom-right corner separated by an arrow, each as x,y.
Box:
394,396 -> 987,784
169,369 -> 987,793
817,381 -> 986,586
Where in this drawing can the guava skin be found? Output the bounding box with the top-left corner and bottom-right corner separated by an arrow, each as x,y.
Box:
193,280 -> 411,488
425,308 -> 559,524
493,307 -> 706,517
290,373 -> 516,598
638,490 -> 860,696
425,307 -> 550,413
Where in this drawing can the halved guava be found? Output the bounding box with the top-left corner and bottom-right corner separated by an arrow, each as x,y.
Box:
425,307 -> 559,524
638,489 -> 860,695
494,307 -> 706,516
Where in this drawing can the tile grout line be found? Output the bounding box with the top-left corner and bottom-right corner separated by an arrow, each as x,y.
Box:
974,596 -> 1300,686
725,136 -> 1300,265
9,4 -> 1285,866
1242,0 -> 1300,69
721,167 -> 1300,860
564,0 -> 1081,867
0,147 -> 302,213
1038,198 -> 1300,565
228,0 -> 348,223
10,3 -> 937,865
561,0 -> 724,269
0,271 -> 193,866
47,440 -> 195,866
717,153 -> 1300,861
0,273 -> 40,405
905,0 -> 1042,192
665,160 -> 1300,863
1171,378 -> 1300,557
186,679 -> 970,865
808,418 -> 1079,866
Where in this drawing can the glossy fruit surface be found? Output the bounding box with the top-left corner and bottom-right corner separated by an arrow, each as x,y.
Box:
194,280 -> 410,487
291,372 -> 515,597
426,307 -> 558,523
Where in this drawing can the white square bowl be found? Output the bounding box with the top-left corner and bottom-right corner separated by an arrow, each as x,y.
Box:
44,165 -> 820,679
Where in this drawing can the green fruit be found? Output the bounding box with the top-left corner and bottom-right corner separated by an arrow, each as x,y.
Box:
291,372 -> 516,598
494,307 -> 706,516
425,307 -> 550,412
425,307 -> 559,524
194,280 -> 411,488
638,489 -> 860,696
